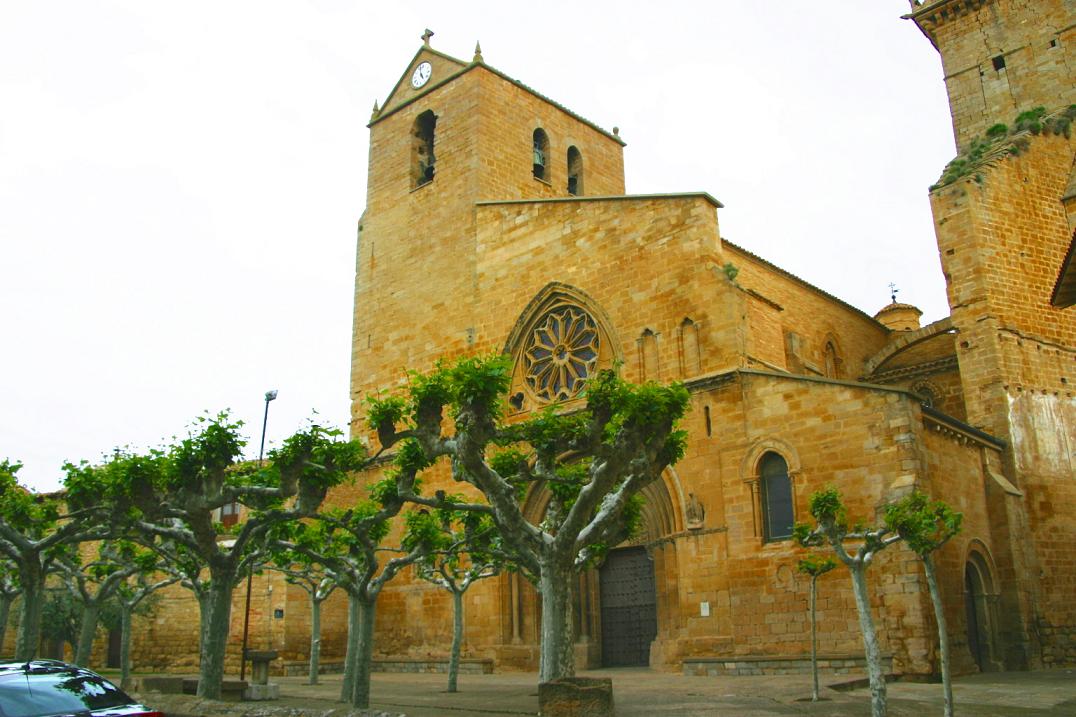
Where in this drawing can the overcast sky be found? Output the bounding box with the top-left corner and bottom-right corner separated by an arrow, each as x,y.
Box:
0,1 -> 956,492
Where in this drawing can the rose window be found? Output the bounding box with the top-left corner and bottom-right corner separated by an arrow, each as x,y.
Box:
524,305 -> 600,402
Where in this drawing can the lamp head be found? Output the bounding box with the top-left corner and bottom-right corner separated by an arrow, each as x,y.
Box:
265,390 -> 278,402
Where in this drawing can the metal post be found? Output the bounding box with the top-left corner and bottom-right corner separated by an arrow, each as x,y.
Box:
240,389 -> 277,681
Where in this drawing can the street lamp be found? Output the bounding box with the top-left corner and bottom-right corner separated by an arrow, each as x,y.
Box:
241,389 -> 277,682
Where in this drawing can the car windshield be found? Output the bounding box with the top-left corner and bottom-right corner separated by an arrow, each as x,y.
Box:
0,671 -> 134,717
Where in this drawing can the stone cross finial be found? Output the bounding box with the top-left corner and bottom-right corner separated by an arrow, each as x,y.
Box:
889,282 -> 899,303
421,28 -> 434,46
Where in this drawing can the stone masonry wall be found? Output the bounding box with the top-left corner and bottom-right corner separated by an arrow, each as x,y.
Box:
920,0 -> 1076,150
930,130 -> 1076,664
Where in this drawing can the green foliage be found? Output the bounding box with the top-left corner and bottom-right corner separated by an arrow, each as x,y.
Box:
0,460 -> 60,535
793,522 -> 821,548
401,510 -> 447,553
931,105 -> 1076,190
165,412 -> 245,490
365,395 -> 406,434
797,553 -> 837,578
394,439 -> 434,476
722,262 -> 739,282
41,589 -> 81,645
807,486 -> 845,527
884,491 -> 962,556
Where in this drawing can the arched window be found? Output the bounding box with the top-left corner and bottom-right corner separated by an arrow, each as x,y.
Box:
532,128 -> 550,181
759,452 -> 793,541
567,146 -> 583,195
412,110 -> 437,187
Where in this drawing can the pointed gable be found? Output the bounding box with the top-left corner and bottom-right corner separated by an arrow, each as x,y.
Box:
376,45 -> 470,118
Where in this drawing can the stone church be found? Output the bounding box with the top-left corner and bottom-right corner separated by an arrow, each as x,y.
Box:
57,0 -> 1071,678
341,0 -> 1074,677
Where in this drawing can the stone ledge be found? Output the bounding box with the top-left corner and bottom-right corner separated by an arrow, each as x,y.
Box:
279,658 -> 494,676
683,654 -> 893,677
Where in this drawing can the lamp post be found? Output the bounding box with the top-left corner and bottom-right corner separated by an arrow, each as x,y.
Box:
240,389 -> 277,681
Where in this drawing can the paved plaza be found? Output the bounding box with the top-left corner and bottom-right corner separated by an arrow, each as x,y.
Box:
139,667 -> 1076,716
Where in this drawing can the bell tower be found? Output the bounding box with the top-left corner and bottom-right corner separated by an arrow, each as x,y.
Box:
905,0 -> 1076,150
350,34 -> 626,432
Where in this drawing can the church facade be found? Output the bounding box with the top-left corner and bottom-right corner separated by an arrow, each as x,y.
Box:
342,0 -> 1075,677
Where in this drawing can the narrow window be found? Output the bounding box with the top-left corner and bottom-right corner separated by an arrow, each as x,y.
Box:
639,328 -> 659,381
759,452 -> 793,541
412,110 -> 437,187
533,128 -> 550,181
567,146 -> 583,195
992,55 -> 1006,71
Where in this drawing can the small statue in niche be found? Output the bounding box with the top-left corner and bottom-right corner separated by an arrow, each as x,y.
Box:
686,492 -> 705,530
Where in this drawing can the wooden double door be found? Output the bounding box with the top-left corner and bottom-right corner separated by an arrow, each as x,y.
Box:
599,547 -> 657,667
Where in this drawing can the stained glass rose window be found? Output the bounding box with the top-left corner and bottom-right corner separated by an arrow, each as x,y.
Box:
524,305 -> 600,402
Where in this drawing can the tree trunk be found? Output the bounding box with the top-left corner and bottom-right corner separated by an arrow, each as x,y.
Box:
538,560 -> 575,683
340,594 -> 360,702
15,560 -> 44,661
810,575 -> 820,702
196,591 -> 211,657
850,564 -> 886,717
74,601 -> 101,666
349,597 -> 377,709
308,595 -> 321,685
196,576 -> 235,699
0,595 -> 11,657
120,606 -> 133,690
923,555 -> 953,717
448,588 -> 464,693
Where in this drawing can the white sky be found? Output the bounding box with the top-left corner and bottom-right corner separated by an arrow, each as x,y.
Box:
0,1 -> 956,492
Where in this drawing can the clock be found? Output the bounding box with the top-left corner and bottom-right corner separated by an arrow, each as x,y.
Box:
411,62 -> 432,89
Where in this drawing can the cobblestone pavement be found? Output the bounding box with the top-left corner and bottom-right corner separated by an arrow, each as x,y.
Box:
136,667 -> 1076,717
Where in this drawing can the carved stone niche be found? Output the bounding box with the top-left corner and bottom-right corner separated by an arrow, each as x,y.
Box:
685,492 -> 706,530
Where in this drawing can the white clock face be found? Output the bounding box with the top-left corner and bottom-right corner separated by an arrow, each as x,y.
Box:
411,62 -> 432,89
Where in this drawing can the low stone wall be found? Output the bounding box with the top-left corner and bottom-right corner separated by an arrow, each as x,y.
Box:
279,658 -> 494,676
683,654 -> 893,677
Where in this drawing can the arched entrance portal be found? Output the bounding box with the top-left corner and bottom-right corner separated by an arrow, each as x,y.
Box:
599,547 -> 657,666
964,552 -> 1000,672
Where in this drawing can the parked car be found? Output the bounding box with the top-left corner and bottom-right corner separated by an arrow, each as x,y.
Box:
0,660 -> 162,717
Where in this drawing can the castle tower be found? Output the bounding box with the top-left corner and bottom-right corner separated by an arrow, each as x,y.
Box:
908,0 -> 1076,669
905,0 -> 1076,149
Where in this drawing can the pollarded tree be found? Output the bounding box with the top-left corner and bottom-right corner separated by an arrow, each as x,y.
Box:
56,541 -> 155,666
0,459 -> 108,660
795,487 -> 902,717
269,503 -> 440,709
411,503 -> 504,693
368,356 -> 689,682
797,553 -> 837,702
266,555 -> 337,685
63,415 -> 366,699
110,567 -> 178,689
0,558 -> 20,657
885,491 -> 963,717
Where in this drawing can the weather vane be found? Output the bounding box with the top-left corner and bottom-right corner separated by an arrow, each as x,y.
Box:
888,282 -> 899,303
